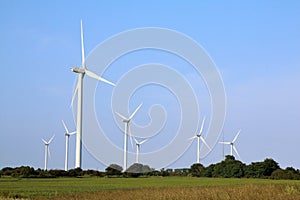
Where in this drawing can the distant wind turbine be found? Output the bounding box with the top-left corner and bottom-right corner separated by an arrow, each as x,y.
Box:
219,129 -> 241,158
188,117 -> 211,164
70,20 -> 116,169
62,120 -> 76,171
115,103 -> 143,171
134,137 -> 148,164
42,135 -> 55,171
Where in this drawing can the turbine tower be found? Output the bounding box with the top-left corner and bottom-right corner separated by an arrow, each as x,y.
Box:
134,137 -> 148,164
62,120 -> 76,171
42,135 -> 55,171
188,117 -> 211,164
219,129 -> 241,158
71,20 -> 115,169
115,103 -> 142,171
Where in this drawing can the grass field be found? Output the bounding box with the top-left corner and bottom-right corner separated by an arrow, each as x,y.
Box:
1,176 -> 300,199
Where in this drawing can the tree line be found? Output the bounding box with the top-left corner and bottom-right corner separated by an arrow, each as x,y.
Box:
1,156 -> 299,180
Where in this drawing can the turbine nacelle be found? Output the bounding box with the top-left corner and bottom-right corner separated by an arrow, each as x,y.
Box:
71,67 -> 85,74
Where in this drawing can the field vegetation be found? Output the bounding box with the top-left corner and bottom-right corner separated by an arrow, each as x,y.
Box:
2,156 -> 300,199
1,177 -> 300,199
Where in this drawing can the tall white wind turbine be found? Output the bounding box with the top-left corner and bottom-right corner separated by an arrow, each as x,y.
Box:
62,120 -> 76,171
115,103 -> 142,171
71,20 -> 116,169
188,117 -> 211,164
134,137 -> 148,164
42,135 -> 55,171
219,129 -> 241,158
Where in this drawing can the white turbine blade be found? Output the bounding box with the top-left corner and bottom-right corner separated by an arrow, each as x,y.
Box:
80,20 -> 85,69
199,117 -> 206,134
85,70 -> 116,87
48,146 -> 51,158
62,120 -> 69,134
128,123 -> 133,148
70,81 -> 78,108
188,135 -> 197,140
115,112 -> 127,120
219,141 -> 230,145
200,136 -> 211,150
42,139 -> 47,144
232,129 -> 241,143
233,145 -> 240,158
129,103 -> 143,120
133,137 -> 138,144
69,131 -> 77,135
139,139 -> 148,145
48,134 -> 55,144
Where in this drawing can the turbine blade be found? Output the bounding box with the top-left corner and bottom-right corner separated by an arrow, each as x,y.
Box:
69,131 -> 77,135
70,81 -> 79,108
200,136 -> 211,150
48,147 -> 51,158
129,103 -> 142,120
115,112 -> 127,120
128,124 -> 133,148
219,142 -> 230,145
139,139 -> 148,145
233,145 -> 240,158
62,120 -> 69,134
85,70 -> 116,87
42,139 -> 47,144
80,20 -> 85,69
199,117 -> 206,134
188,135 -> 197,140
133,137 -> 138,144
232,129 -> 241,143
48,134 -> 55,144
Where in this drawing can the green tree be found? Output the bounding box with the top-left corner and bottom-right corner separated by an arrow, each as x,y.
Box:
201,164 -> 215,177
270,167 -> 300,180
212,155 -> 245,178
190,163 -> 205,177
245,158 -> 280,178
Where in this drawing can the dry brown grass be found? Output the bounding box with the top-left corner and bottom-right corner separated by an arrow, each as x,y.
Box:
44,184 -> 300,200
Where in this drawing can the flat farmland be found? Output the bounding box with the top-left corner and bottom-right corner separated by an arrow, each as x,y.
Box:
1,177 -> 300,199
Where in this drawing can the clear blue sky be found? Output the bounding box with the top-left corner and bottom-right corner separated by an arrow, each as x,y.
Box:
0,1 -> 299,170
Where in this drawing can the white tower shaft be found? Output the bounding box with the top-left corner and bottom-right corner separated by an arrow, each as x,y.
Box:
123,123 -> 128,171
65,135 -> 69,171
197,136 -> 200,164
136,145 -> 140,163
44,145 -> 48,171
75,73 -> 83,168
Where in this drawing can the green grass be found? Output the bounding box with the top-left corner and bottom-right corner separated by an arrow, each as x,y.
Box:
1,176 -> 300,199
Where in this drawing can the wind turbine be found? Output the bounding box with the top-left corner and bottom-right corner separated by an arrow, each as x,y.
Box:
115,103 -> 142,171
134,137 -> 148,164
188,117 -> 211,164
219,129 -> 241,158
62,120 -> 76,171
42,135 -> 55,171
71,20 -> 116,169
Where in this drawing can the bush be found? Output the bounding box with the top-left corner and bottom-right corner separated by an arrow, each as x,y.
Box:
125,163 -> 153,177
68,168 -> 83,177
271,167 -> 300,180
105,164 -> 123,176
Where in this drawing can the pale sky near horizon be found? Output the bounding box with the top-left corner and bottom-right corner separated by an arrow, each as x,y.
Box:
0,1 -> 300,170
